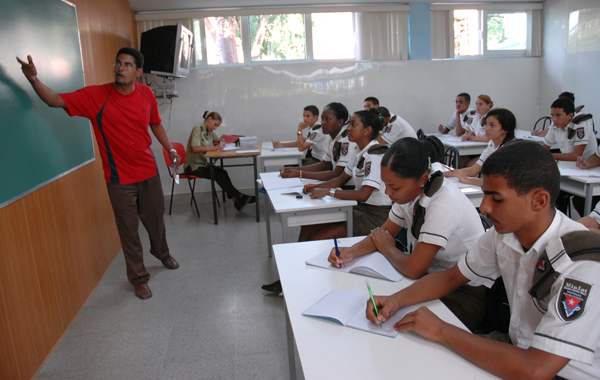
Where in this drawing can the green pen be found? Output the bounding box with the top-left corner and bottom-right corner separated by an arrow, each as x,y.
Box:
366,280 -> 383,328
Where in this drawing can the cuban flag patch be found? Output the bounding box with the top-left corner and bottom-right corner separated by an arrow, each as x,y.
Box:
341,142 -> 349,156
577,128 -> 585,139
309,132 -> 317,140
384,125 -> 392,134
364,162 -> 371,177
557,278 -> 591,323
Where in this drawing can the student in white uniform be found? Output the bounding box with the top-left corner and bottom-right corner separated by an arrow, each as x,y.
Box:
363,96 -> 379,111
329,136 -> 487,331
375,106 -> 417,145
272,105 -> 329,165
366,141 -> 600,380
438,92 -> 474,136
543,97 -> 597,161
460,94 -> 493,168
280,103 -> 353,181
303,109 -> 392,239
531,91 -> 577,138
445,108 -> 516,186
578,201 -> 600,233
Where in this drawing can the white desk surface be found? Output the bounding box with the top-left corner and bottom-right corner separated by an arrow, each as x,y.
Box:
435,129 -> 546,149
260,142 -> 305,158
558,161 -> 600,184
275,237 -> 499,380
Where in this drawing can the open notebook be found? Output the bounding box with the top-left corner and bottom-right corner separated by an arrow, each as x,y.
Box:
302,290 -> 418,338
305,249 -> 403,282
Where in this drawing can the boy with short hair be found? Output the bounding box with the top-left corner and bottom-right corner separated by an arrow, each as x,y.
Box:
365,141 -> 600,379
543,97 -> 597,161
273,105 -> 328,165
363,96 -> 379,111
438,92 -> 473,136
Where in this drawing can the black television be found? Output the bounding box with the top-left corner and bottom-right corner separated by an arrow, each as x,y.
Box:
140,23 -> 193,78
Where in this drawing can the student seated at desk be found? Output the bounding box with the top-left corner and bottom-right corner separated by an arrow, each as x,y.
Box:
367,141 -> 600,380
531,91 -> 578,138
329,136 -> 487,331
184,111 -> 255,211
543,97 -> 597,162
281,103 -> 358,181
272,105 -> 329,166
438,92 -> 474,136
363,96 -> 379,111
375,106 -> 417,145
578,201 -> 600,233
444,108 -> 516,187
460,94 -> 493,167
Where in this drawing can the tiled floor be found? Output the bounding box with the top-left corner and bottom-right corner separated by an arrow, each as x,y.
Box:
35,191 -> 304,380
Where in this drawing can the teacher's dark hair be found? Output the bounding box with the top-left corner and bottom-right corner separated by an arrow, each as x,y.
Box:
203,110 -> 222,121
324,102 -> 350,125
353,109 -> 382,140
482,141 -> 559,207
116,47 -> 144,69
382,137 -> 434,180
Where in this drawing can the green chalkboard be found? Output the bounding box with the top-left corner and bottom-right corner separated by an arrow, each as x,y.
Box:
0,0 -> 94,208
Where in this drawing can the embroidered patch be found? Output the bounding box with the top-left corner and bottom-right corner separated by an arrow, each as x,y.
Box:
537,258 -> 546,272
467,118 -> 473,125
577,128 -> 585,139
384,125 -> 392,134
557,278 -> 591,323
309,132 -> 317,140
341,142 -> 349,156
364,162 -> 371,177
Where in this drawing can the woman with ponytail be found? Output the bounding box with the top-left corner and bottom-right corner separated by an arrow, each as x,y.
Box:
445,108 -> 517,186
184,111 -> 255,211
328,136 -> 488,332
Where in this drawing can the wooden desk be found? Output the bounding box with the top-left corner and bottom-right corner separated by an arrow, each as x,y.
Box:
260,172 -> 356,256
204,143 -> 261,224
259,142 -> 304,172
274,238 -> 499,380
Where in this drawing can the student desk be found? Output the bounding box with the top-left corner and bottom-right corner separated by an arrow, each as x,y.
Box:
259,172 -> 356,256
274,237 -> 499,380
558,161 -> 600,216
259,142 -> 304,172
435,129 -> 549,157
204,144 -> 261,224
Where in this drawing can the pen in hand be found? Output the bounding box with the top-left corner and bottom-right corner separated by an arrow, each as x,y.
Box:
333,235 -> 341,268
366,280 -> 383,328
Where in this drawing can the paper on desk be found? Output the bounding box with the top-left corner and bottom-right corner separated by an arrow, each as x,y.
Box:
262,177 -> 304,191
446,177 -> 479,188
265,147 -> 299,152
557,161 -> 600,177
220,144 -> 238,151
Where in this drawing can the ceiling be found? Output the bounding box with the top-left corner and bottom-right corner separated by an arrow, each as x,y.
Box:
130,0 -> 544,13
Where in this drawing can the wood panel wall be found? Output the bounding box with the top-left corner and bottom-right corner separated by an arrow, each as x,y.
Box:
0,1 -> 137,379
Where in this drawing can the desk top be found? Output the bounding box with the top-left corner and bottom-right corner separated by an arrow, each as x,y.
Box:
260,142 -> 305,158
205,142 -> 262,158
275,238 -> 498,380
558,161 -> 600,184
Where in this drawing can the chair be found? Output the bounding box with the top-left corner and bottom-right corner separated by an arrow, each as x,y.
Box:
533,116 -> 552,132
162,143 -> 200,217
442,146 -> 460,169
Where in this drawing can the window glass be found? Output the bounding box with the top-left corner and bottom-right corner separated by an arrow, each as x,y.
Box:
486,12 -> 527,50
193,20 -> 203,62
204,16 -> 244,64
249,14 -> 306,61
454,10 -> 480,56
312,13 -> 355,60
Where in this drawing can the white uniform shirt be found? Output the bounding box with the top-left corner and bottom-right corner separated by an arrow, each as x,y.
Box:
458,211 -> 600,379
323,126 -> 360,168
468,112 -> 488,138
380,113 -> 417,145
387,171 -> 484,273
445,108 -> 475,132
305,124 -> 330,161
476,140 -> 500,167
344,140 -> 392,207
589,202 -> 600,224
543,119 -> 597,159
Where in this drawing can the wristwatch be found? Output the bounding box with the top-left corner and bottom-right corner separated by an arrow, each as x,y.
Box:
169,148 -> 177,154
297,130 -> 303,136
330,188 -> 336,198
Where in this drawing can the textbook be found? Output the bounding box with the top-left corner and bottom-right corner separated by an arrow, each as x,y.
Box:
302,290 -> 418,338
305,249 -> 404,282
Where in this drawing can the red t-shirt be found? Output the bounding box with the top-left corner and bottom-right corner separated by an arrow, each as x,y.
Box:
60,83 -> 162,185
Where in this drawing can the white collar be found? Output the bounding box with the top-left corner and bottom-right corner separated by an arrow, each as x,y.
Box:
501,210 -> 560,257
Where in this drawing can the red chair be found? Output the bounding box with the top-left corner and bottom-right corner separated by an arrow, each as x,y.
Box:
162,143 -> 200,217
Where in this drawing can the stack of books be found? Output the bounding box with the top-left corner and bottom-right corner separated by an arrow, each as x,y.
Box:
238,136 -> 258,148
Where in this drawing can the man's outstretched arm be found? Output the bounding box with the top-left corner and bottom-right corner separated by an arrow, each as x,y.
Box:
17,55 -> 66,108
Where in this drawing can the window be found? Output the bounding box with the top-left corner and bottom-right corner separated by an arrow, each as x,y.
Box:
205,16 -> 244,65
249,14 -> 306,61
312,13 -> 355,60
453,10 -> 528,57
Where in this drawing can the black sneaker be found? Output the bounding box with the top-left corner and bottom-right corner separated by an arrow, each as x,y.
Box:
261,280 -> 282,294
234,194 -> 250,211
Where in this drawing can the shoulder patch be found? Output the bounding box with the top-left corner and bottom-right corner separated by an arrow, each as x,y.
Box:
341,128 -> 348,138
577,127 -> 585,139
309,132 -> 317,140
572,114 -> 592,125
311,124 -> 322,130
367,144 -> 389,155
557,277 -> 591,323
364,161 -> 371,177
383,125 -> 392,134
389,115 -> 397,123
469,110 -> 477,115
341,142 -> 349,156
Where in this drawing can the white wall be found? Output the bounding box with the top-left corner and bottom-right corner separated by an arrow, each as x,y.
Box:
541,0 -> 600,120
152,57 -> 541,195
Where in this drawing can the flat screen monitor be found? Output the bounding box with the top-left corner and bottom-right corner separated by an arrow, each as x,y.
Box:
140,23 -> 193,78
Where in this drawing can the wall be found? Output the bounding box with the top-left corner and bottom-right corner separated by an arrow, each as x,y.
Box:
152,57 -> 541,195
0,0 -> 136,379
541,0 -> 600,119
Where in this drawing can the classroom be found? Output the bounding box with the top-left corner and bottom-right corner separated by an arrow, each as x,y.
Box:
1,0 -> 599,379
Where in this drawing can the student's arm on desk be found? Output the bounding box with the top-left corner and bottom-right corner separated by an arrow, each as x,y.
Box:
466,135 -> 489,143
17,55 -> 65,108
328,219 -> 402,268
577,154 -> 600,169
444,164 -> 483,186
549,144 -> 584,161
309,178 -> 372,200
190,141 -> 225,152
281,161 -> 330,178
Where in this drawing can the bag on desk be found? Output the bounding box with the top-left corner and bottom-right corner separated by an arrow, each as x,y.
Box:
220,135 -> 240,145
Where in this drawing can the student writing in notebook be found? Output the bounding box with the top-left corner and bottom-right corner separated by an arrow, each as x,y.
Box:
272,105 -> 329,166
444,108 -> 516,186
329,136 -> 487,331
280,103 -> 358,181
367,141 -> 600,380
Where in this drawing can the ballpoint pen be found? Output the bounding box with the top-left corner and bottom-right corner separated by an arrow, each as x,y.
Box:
366,280 -> 383,328
333,235 -> 340,268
